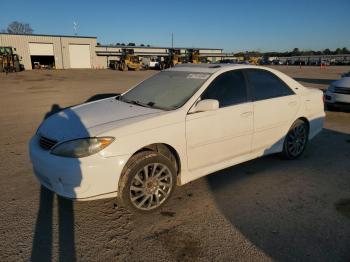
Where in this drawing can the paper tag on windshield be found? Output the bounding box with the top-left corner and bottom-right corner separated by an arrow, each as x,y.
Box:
187,73 -> 210,80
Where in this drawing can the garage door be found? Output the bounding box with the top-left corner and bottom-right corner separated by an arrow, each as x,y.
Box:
29,43 -> 54,56
69,44 -> 91,68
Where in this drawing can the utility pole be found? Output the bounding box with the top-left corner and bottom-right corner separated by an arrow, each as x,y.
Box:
171,33 -> 174,49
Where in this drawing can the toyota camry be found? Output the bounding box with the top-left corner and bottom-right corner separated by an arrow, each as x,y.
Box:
29,64 -> 325,212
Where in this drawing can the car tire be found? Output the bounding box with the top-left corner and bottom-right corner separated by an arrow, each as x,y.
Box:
117,151 -> 177,213
281,119 -> 309,160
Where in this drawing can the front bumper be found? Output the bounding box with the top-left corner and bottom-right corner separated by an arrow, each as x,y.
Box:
29,135 -> 131,200
324,91 -> 350,104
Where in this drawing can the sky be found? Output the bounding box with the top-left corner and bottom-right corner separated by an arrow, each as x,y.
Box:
0,0 -> 349,52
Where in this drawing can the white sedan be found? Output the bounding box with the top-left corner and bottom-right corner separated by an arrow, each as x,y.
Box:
29,64 -> 325,212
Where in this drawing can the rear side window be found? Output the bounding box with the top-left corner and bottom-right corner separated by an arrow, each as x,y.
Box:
201,70 -> 248,107
245,69 -> 294,101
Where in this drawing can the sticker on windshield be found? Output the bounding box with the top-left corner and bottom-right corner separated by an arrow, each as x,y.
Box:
186,73 -> 210,80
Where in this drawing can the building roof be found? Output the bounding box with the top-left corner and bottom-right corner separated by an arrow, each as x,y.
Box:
97,44 -> 222,50
0,32 -> 97,39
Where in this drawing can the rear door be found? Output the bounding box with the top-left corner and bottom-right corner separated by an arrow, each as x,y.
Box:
186,70 -> 254,171
244,69 -> 299,153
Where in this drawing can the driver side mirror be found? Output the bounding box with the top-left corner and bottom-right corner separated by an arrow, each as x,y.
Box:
190,99 -> 219,113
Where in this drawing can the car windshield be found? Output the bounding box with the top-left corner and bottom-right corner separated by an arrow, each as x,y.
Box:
120,71 -> 211,110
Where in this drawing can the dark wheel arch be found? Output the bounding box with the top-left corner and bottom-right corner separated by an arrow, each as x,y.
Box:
133,143 -> 181,175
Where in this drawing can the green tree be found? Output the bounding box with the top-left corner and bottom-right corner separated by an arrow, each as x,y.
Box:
323,48 -> 331,55
342,47 -> 349,54
335,48 -> 342,54
5,21 -> 33,34
291,48 -> 300,56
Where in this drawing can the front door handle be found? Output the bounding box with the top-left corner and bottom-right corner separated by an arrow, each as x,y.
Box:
241,111 -> 253,118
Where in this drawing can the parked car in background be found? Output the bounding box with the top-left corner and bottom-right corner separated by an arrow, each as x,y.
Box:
219,59 -> 238,64
324,76 -> 350,109
142,57 -> 160,69
272,60 -> 283,65
341,71 -> 350,78
29,64 -> 325,213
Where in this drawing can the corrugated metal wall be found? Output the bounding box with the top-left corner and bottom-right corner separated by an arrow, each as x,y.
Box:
0,34 -> 96,70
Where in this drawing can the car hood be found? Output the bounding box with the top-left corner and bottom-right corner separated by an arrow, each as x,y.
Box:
333,77 -> 350,89
38,97 -> 162,141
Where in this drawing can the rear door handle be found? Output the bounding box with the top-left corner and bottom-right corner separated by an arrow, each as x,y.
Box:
241,111 -> 253,118
288,101 -> 297,107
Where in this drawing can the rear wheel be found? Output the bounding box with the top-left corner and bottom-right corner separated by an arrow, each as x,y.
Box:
282,119 -> 309,159
118,151 -> 176,213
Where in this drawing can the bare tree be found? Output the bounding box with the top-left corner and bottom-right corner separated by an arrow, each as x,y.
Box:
5,21 -> 33,34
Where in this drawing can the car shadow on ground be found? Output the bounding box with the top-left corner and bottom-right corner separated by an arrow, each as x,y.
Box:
326,105 -> 350,113
206,128 -> 350,261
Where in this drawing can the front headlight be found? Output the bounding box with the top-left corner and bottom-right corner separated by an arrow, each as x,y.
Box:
51,137 -> 115,158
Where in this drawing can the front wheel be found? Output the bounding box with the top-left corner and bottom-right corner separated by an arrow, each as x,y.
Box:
118,151 -> 177,213
282,119 -> 309,160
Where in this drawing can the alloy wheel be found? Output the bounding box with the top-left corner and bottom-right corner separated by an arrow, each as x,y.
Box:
286,123 -> 308,157
129,163 -> 173,211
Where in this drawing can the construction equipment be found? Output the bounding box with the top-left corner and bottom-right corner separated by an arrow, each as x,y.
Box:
186,49 -> 209,64
248,56 -> 262,65
117,48 -> 142,71
0,47 -> 22,73
159,48 -> 183,69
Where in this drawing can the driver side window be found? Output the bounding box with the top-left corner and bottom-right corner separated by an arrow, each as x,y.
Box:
201,70 -> 248,108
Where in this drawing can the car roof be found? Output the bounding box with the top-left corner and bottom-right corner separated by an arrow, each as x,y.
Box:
165,63 -> 264,74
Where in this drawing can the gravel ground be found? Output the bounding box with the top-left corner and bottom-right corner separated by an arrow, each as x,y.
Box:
0,66 -> 349,262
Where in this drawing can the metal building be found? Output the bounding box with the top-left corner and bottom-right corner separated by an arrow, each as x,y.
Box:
0,33 -> 97,70
0,32 -> 225,70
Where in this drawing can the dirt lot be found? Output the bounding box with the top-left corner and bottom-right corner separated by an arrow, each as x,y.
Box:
0,66 -> 350,262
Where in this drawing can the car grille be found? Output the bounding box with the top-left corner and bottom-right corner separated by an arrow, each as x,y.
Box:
334,87 -> 350,95
39,135 -> 58,150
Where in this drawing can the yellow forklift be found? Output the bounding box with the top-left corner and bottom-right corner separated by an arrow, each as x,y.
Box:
117,48 -> 142,71
0,47 -> 22,73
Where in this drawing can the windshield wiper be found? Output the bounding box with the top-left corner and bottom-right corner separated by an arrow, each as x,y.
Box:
129,100 -> 149,108
118,96 -> 150,108
118,96 -> 167,110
